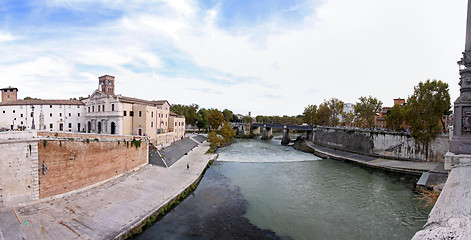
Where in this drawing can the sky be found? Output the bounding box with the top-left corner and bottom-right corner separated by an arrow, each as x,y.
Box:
0,0 -> 467,116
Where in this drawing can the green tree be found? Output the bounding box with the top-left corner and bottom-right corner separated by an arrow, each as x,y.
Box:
242,116 -> 253,124
303,105 -> 318,125
220,121 -> 236,141
196,108 -> 209,131
385,104 -> 405,131
170,103 -> 199,126
222,109 -> 234,123
317,102 -> 331,126
405,79 -> 451,144
354,96 -> 382,129
207,131 -> 221,152
341,111 -> 355,126
328,98 -> 344,126
208,109 -> 224,130
24,96 -> 40,100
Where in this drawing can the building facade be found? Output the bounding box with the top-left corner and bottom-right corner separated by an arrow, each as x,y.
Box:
0,75 -> 185,146
0,88 -> 85,132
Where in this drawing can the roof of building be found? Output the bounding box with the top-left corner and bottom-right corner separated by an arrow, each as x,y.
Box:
1,86 -> 18,91
169,111 -> 185,118
0,99 -> 84,106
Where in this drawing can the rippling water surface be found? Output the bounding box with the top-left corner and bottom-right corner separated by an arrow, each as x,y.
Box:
137,138 -> 430,240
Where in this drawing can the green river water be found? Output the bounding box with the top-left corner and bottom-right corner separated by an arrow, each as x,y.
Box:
137,137 -> 430,240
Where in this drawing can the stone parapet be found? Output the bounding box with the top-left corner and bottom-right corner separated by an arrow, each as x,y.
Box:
413,166 -> 471,239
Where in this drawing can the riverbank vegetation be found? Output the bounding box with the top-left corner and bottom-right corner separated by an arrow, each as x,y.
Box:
297,79 -> 451,145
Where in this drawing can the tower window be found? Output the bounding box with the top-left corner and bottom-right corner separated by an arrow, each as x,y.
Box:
130,111 -> 134,117
139,111 -> 142,117
124,111 -> 127,116
112,104 -> 114,111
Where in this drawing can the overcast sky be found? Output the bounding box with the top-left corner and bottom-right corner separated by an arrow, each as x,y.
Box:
0,0 -> 467,116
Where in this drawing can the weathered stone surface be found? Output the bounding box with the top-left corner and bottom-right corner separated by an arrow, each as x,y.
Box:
312,127 -> 449,162
413,166 -> 471,239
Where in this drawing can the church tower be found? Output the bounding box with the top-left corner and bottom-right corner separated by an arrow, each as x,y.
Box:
1,86 -> 18,103
98,75 -> 115,95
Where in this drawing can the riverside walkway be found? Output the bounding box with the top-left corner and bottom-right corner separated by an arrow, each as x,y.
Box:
299,139 -> 448,187
0,136 -> 216,240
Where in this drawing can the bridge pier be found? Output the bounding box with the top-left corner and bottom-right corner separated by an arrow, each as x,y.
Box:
281,127 -> 290,145
261,126 -> 273,140
252,126 -> 261,135
306,130 -> 314,141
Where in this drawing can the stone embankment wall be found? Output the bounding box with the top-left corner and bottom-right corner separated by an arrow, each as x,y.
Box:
37,132 -> 148,199
311,126 -> 449,162
153,132 -> 182,147
0,131 -> 148,206
0,131 -> 39,206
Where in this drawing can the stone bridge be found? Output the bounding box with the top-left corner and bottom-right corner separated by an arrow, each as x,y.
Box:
251,123 -> 314,145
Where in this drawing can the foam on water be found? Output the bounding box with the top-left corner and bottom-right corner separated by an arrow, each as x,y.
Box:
216,138 -> 321,163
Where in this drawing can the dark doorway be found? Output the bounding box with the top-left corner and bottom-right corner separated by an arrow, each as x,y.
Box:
98,122 -> 102,134
138,128 -> 142,136
111,122 -> 116,134
59,123 -> 63,131
87,121 -> 91,133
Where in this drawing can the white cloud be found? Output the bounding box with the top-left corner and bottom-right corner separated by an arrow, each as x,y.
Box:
0,32 -> 17,42
0,0 -> 467,116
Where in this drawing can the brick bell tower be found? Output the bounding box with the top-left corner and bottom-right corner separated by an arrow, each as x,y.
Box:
1,86 -> 18,103
98,75 -> 115,95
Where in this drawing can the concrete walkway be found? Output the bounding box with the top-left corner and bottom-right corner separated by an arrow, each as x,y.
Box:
301,140 -> 448,187
0,141 -> 216,240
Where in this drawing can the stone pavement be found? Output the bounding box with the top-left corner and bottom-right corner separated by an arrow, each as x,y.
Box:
0,141 -> 216,240
302,139 -> 448,187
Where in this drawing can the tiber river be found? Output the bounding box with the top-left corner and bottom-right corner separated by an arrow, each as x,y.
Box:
137,137 -> 431,240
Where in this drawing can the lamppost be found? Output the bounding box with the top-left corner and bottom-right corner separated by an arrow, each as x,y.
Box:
31,105 -> 35,130
447,0 -> 471,169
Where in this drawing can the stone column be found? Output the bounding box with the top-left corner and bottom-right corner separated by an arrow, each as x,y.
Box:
447,0 -> 471,170
281,126 -> 290,145
261,126 -> 269,140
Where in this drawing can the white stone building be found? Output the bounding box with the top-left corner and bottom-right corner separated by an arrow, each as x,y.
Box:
0,87 -> 85,131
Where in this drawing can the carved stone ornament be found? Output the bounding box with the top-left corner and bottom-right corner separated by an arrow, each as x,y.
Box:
463,111 -> 471,133
461,50 -> 471,68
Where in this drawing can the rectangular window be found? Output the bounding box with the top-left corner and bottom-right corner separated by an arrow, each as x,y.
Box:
50,113 -> 52,117
151,111 -> 153,118
92,106 -> 94,112
139,111 -> 142,117
112,104 -> 115,111
151,122 -> 153,127
50,123 -> 53,129
68,123 -> 72,128
20,121 -> 23,125
50,105 -> 52,108
124,111 -> 127,116
13,110 -> 15,113
59,113 -> 62,117
78,113 -> 80,117
20,113 -> 23,117
98,106 -> 101,112
69,113 -> 71,117
102,105 -> 105,111
78,123 -> 81,132
31,112 -> 33,117
88,107 -> 90,112
130,111 -> 134,117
